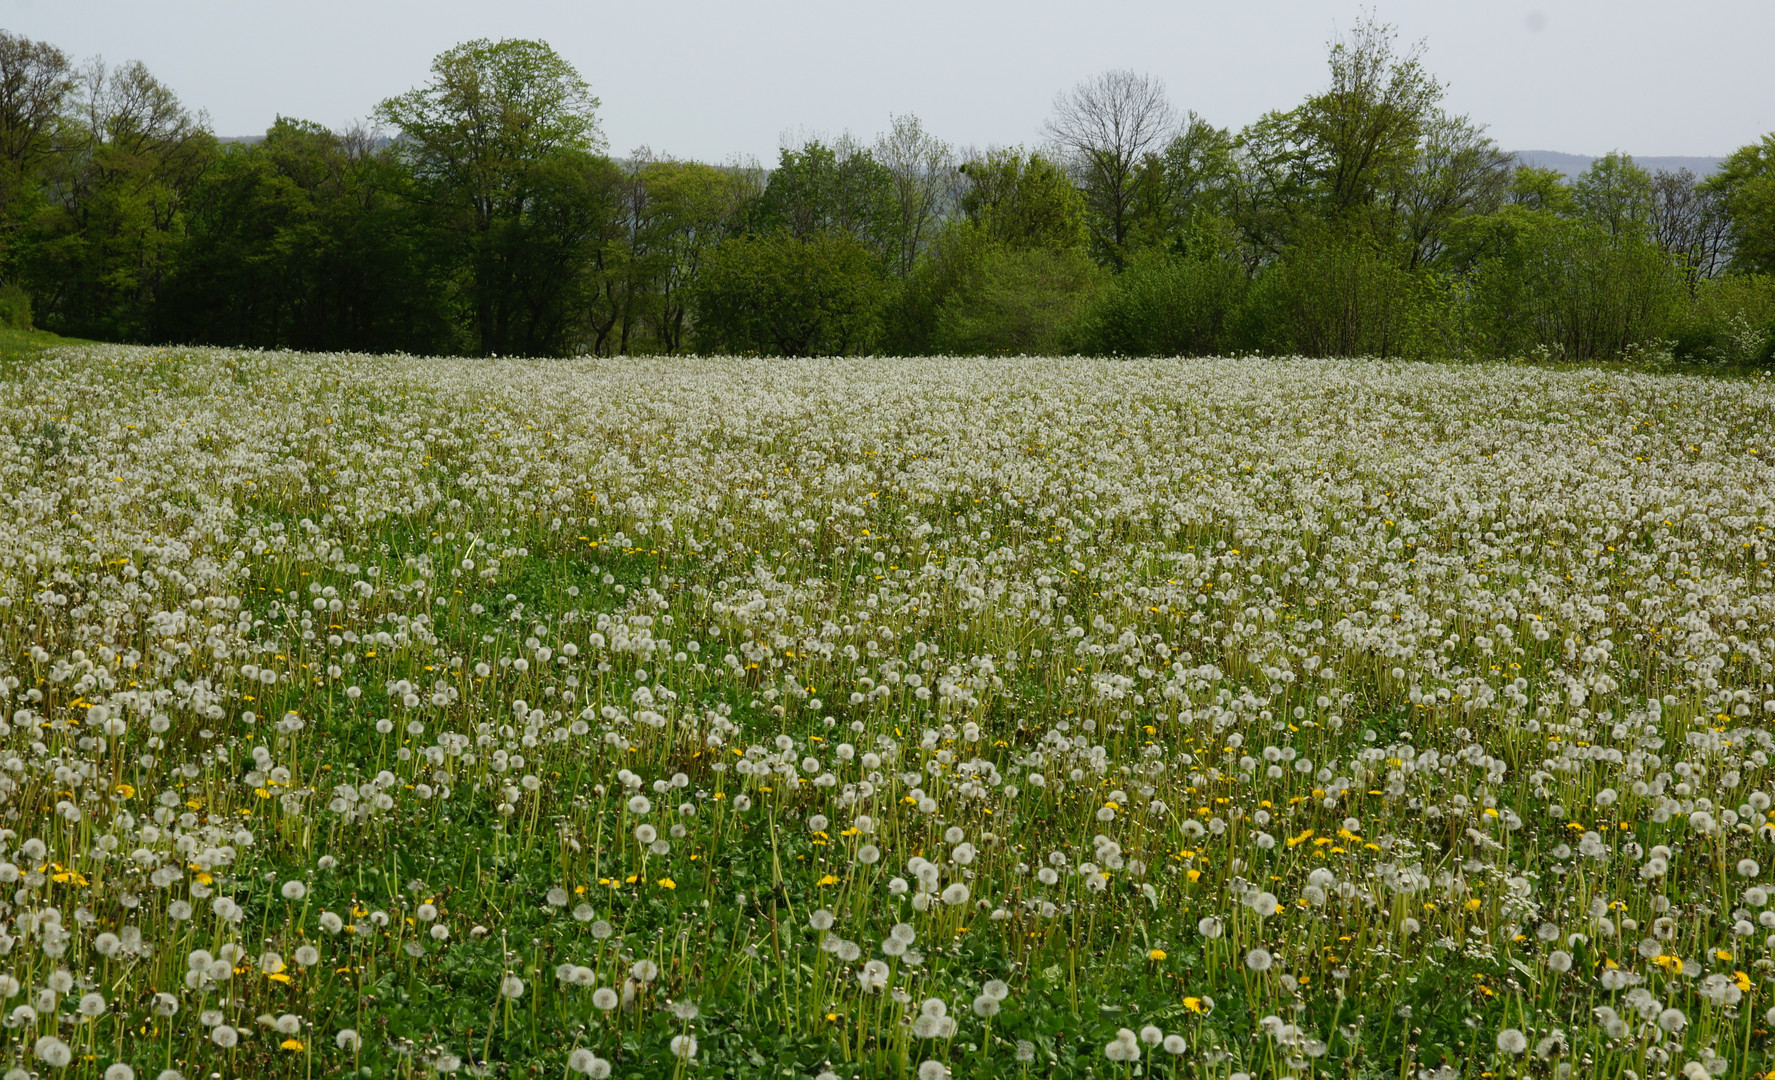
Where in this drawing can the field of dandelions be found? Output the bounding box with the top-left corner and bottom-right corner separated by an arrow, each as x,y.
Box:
0,346 -> 1772,1080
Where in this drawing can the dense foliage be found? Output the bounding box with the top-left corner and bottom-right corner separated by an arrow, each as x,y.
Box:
0,23 -> 1773,361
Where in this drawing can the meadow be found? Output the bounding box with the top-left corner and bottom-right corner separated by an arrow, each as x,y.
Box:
0,345 -> 1773,1080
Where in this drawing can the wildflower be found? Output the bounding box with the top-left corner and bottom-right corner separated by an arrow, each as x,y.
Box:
1245,948 -> 1273,972
1149,948 -> 1167,961
499,975 -> 525,999
1198,916 -> 1223,938
34,1037 -> 72,1068
592,987 -> 619,1011
105,1066 -> 136,1080
336,1029 -> 361,1050
669,1035 -> 698,1059
1547,950 -> 1572,972
918,1062 -> 948,1080
1497,1028 -> 1528,1054
1163,1034 -> 1187,1054
281,880 -> 307,900
211,1025 -> 239,1048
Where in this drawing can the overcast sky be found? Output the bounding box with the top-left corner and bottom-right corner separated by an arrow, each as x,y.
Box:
8,0 -> 1772,162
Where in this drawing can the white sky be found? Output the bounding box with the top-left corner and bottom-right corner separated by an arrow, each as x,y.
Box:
8,0 -> 1772,162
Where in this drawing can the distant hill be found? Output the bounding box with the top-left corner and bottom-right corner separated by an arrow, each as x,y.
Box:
1510,150 -> 1723,178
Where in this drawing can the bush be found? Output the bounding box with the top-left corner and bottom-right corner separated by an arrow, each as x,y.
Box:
1671,273 -> 1775,364
0,283 -> 32,331
930,244 -> 1104,356
692,229 -> 889,356
1455,209 -> 1686,361
1082,252 -> 1247,356
1255,227 -> 1435,358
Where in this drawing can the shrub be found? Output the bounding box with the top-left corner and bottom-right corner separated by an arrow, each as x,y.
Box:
1082,252 -> 1247,356
0,283 -> 32,331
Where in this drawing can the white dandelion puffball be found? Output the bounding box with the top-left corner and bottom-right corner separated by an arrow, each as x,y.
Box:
281,880 -> 307,900
499,975 -> 525,999
1497,1028 -> 1528,1054
1245,948 -> 1274,972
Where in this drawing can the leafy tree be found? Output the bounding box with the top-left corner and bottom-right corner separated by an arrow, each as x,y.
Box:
693,229 -> 886,356
1450,205 -> 1684,359
958,149 -> 1089,253
1506,164 -> 1576,215
873,114 -> 956,278
1256,223 -> 1431,357
1708,133 -> 1775,276
1043,69 -> 1177,265
0,30 -> 76,297
1294,18 -> 1442,225
931,243 -> 1103,355
1127,112 -> 1241,257
751,138 -> 895,263
26,58 -> 214,340
159,119 -> 455,352
1572,152 -> 1654,238
1391,110 -> 1511,268
377,38 -> 603,354
1082,249 -> 1248,356
632,158 -> 759,353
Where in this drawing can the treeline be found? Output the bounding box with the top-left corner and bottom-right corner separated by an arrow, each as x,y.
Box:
2,23 -> 1773,361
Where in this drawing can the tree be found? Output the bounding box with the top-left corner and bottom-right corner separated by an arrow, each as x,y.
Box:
693,229 -> 887,356
1649,167 -> 1731,287
376,38 -> 603,354
1127,112 -> 1241,257
1572,152 -> 1653,239
26,57 -> 214,339
158,118 -> 455,353
1708,134 -> 1775,276
1389,110 -> 1511,268
635,158 -> 759,352
958,149 -> 1089,253
1043,69 -> 1177,264
751,138 -> 895,263
873,114 -> 955,277
931,244 -> 1102,355
1506,164 -> 1575,215
0,31 -> 76,288
1295,18 -> 1442,224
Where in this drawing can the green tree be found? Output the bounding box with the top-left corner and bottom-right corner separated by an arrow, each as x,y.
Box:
26,58 -> 214,340
930,244 -> 1103,355
1572,152 -> 1654,239
958,149 -> 1089,253
1082,249 -> 1248,356
1256,223 -> 1432,357
1127,112 -> 1241,257
159,119 -> 455,352
1506,164 -> 1576,215
0,30 -> 76,304
1295,18 -> 1442,225
1448,205 -> 1684,359
873,114 -> 955,277
1391,110 -> 1511,268
376,38 -> 603,354
1708,134 -> 1775,276
693,229 -> 887,356
635,158 -> 759,352
750,138 -> 895,264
